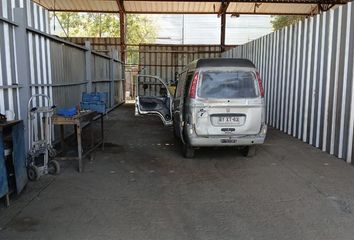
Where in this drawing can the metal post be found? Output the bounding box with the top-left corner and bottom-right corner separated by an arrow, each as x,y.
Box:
119,12 -> 126,63
109,50 -> 115,107
14,8 -> 31,150
85,41 -> 92,93
118,7 -> 126,102
220,13 -> 226,52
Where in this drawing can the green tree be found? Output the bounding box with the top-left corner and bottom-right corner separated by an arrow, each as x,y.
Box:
54,13 -> 157,44
54,13 -> 157,63
52,12 -> 83,36
271,16 -> 305,31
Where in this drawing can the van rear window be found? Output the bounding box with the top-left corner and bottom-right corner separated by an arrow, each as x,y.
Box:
198,70 -> 259,99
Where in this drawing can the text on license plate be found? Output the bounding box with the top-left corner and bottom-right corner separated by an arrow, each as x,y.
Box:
218,116 -> 240,124
221,139 -> 237,143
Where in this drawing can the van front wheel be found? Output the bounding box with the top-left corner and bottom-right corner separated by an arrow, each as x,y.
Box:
241,146 -> 256,157
183,143 -> 195,158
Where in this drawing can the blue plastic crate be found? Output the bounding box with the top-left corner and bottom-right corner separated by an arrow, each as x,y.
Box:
97,92 -> 108,105
80,102 -> 91,110
82,92 -> 108,105
91,102 -> 106,113
82,93 -> 93,102
58,107 -> 77,117
80,102 -> 106,113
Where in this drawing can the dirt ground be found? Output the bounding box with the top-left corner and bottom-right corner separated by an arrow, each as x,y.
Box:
1,103 -> 354,240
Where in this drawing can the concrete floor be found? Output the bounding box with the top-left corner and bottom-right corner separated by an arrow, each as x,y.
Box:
1,104 -> 354,240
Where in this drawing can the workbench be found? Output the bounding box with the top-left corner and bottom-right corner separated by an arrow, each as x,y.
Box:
52,111 -> 104,173
0,120 -> 27,207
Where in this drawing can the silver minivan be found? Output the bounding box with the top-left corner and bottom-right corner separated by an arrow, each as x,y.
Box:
135,58 -> 267,158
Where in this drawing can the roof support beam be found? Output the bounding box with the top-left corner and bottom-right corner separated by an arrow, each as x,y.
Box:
218,1 -> 230,16
218,1 -> 229,51
119,12 -> 126,63
44,9 -> 313,15
116,0 -> 126,62
116,0 -> 126,13
220,8 -> 227,52
122,0 -> 349,4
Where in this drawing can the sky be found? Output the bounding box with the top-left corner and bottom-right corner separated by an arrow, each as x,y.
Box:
151,14 -> 273,45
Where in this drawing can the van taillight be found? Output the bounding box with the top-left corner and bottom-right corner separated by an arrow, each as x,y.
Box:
189,72 -> 199,98
256,72 -> 265,98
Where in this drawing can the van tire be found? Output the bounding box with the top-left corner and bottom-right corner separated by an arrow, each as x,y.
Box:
183,144 -> 195,158
241,146 -> 256,157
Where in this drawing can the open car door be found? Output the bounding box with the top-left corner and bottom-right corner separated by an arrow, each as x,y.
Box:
135,75 -> 173,126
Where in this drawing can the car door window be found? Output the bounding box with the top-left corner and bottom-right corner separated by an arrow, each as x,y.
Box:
138,76 -> 167,97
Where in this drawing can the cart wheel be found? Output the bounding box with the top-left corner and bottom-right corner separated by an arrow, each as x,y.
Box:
27,165 -> 40,181
48,147 -> 57,158
48,160 -> 60,175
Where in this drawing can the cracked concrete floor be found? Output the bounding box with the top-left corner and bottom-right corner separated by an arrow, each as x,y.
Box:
1,103 -> 354,240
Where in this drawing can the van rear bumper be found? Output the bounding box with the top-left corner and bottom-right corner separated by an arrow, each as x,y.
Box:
189,135 -> 266,147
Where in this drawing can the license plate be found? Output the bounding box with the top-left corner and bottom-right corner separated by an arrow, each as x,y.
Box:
218,116 -> 241,124
221,139 -> 237,143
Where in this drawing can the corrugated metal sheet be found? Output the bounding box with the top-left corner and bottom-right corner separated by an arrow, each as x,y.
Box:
26,0 -> 53,141
31,0 -> 347,15
64,37 -> 121,56
223,2 -> 354,163
137,44 -> 235,97
138,44 -> 232,84
0,1 -> 125,145
33,0 -> 119,12
0,0 -> 24,119
50,41 -> 86,109
227,3 -> 317,15
125,1 -> 220,13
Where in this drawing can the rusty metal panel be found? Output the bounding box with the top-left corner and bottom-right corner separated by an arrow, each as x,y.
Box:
138,44 -> 234,86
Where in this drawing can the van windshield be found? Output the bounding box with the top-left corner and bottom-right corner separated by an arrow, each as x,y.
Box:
198,70 -> 259,99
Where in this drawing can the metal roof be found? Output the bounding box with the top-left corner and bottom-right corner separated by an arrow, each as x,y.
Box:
33,0 -> 350,15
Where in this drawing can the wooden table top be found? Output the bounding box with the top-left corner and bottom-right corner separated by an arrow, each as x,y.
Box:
52,111 -> 97,125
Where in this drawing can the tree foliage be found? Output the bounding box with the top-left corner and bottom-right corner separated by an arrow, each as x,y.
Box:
52,12 -> 82,36
53,13 -> 157,44
271,16 -> 305,31
53,13 -> 157,63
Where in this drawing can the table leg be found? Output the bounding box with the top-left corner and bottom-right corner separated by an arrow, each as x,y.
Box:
101,114 -> 104,151
60,125 -> 65,150
76,123 -> 83,172
90,121 -> 94,162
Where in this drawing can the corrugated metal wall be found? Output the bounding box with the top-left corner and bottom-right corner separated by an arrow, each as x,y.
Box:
0,0 -> 24,119
139,44 -> 233,84
64,37 -> 121,56
223,2 -> 354,163
50,41 -> 86,109
0,1 -> 125,146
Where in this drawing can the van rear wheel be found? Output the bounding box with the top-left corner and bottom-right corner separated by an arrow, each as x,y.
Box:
241,146 -> 256,157
183,143 -> 195,158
